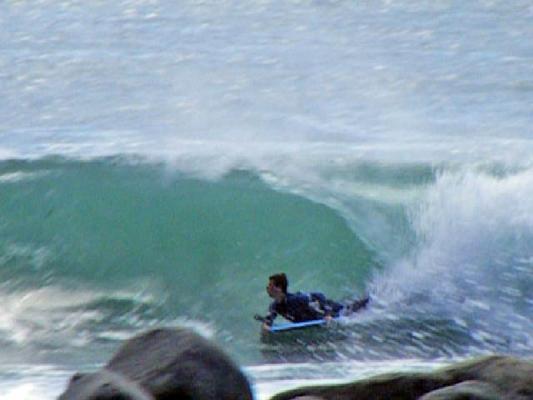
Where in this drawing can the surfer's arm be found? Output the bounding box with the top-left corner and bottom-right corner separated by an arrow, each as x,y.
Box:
263,304 -> 278,327
254,314 -> 274,331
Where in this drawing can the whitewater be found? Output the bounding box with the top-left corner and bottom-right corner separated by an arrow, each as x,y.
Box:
0,1 -> 532,399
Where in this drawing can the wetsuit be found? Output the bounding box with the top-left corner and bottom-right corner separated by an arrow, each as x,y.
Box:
264,291 -> 344,326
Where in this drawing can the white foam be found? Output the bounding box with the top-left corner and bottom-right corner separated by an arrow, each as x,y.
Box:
0,364 -> 70,400
369,167 -> 533,345
0,171 -> 46,184
0,286 -> 105,346
0,283 -> 163,350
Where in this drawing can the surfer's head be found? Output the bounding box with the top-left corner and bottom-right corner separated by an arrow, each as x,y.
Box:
267,273 -> 288,299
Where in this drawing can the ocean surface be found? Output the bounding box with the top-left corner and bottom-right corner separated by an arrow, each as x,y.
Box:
1,1 -> 532,399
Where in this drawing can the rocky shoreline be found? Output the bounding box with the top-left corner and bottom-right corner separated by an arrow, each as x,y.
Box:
58,327 -> 532,400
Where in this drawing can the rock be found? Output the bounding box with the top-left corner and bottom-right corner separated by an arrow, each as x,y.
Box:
105,327 -> 253,400
59,327 -> 253,400
419,380 -> 502,400
58,369 -> 154,400
292,397 -> 325,400
439,355 -> 533,399
270,372 -> 453,400
270,355 -> 533,400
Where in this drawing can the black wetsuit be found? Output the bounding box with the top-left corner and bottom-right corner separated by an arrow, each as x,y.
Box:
264,291 -> 344,326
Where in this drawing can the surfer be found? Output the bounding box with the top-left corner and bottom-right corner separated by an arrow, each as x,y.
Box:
257,273 -> 369,330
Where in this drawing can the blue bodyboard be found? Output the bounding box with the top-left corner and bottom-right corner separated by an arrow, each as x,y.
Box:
268,317 -> 341,333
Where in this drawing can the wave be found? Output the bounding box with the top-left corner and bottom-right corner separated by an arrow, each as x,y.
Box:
0,156 -> 531,364
370,167 -> 533,356
0,157 -> 376,362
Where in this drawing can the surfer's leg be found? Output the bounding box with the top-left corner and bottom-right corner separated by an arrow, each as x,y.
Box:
344,295 -> 370,315
325,299 -> 344,316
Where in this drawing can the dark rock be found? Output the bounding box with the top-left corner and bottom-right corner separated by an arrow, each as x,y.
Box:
58,369 -> 154,400
270,371 -> 454,400
292,397 -> 325,400
419,380 -> 502,400
270,355 -> 533,400
438,356 -> 533,400
104,327 -> 253,400
59,327 -> 253,400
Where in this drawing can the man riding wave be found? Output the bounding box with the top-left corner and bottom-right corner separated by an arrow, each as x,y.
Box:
257,273 -> 370,330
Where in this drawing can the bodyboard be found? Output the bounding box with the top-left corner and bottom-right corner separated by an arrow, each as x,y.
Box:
268,317 -> 342,333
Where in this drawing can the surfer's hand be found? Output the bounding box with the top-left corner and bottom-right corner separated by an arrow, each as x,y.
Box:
262,323 -> 271,331
324,315 -> 333,324
254,314 -> 265,322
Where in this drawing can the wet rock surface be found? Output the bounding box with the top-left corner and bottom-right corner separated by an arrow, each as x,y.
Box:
270,355 -> 533,400
58,327 -> 253,400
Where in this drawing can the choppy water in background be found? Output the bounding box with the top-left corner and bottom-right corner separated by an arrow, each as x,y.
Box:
0,1 -> 532,399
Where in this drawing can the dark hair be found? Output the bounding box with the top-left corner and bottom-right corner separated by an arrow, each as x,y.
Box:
269,273 -> 288,294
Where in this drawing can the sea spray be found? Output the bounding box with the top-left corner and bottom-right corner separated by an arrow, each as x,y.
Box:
371,166 -> 533,354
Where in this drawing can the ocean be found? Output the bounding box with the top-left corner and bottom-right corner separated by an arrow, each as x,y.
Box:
0,1 -> 532,398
